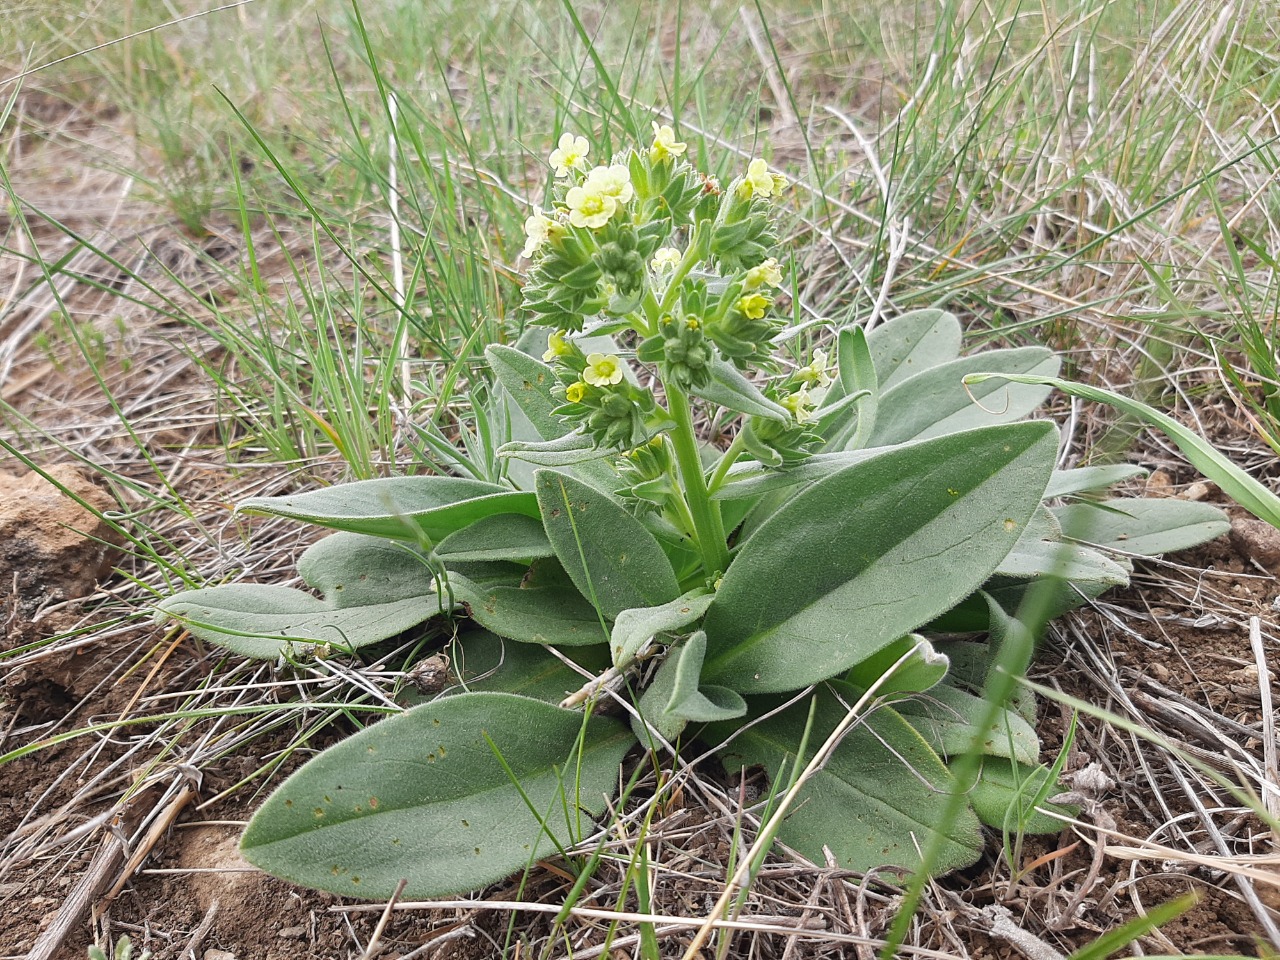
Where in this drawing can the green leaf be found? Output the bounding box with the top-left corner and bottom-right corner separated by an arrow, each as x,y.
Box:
690,358 -> 791,422
240,692 -> 635,899
895,685 -> 1040,766
485,344 -> 571,440
711,450 -> 875,502
822,326 -> 878,449
703,422 -> 1059,693
535,469 -> 680,620
486,344 -> 616,492
968,758 -> 1075,835
497,432 -> 616,467
157,584 -> 448,661
157,534 -> 449,659
449,573 -> 607,647
611,590 -> 714,667
634,632 -> 747,743
965,370 -> 1280,529
844,634 -> 949,695
712,689 -> 983,875
866,308 -> 963,391
1052,498 -> 1230,556
297,532 -> 440,607
434,513 -> 554,563
869,347 -> 1060,446
238,476 -> 538,542
1045,464 -> 1147,499
445,630 -> 610,704
995,537 -> 1132,588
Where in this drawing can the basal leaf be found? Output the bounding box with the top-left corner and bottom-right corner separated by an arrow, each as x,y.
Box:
611,590 -> 714,668
238,476 -> 538,542
445,630 -> 610,704
868,347 -> 1059,446
1045,464 -> 1147,499
434,513 -> 554,563
895,685 -> 1040,766
240,692 -> 635,899
297,532 -> 439,607
965,371 -> 1280,529
156,583 -> 449,660
1052,498 -> 1230,556
866,308 -> 963,392
712,690 -> 983,874
968,758 -> 1075,835
535,469 -> 680,620
449,573 -> 607,646
703,422 -> 1058,693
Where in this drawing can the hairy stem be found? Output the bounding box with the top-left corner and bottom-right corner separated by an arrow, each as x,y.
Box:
666,383 -> 730,575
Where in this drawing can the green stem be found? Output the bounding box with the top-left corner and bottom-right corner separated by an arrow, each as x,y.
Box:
666,383 -> 730,575
658,223 -> 709,315
706,431 -> 747,495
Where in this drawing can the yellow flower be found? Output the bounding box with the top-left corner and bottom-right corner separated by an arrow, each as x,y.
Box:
583,352 -> 624,387
737,293 -> 770,320
583,163 -> 634,204
565,381 -> 587,403
744,257 -> 783,290
737,158 -> 786,200
565,184 -> 617,229
543,329 -> 571,362
781,384 -> 815,423
650,122 -> 687,162
651,247 -> 682,272
797,348 -> 834,388
521,209 -> 561,259
548,132 -> 589,178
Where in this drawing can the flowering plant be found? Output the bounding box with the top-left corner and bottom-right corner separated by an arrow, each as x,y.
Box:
159,124 -> 1229,900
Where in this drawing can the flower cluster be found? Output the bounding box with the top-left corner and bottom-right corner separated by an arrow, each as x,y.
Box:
519,121 -> 820,502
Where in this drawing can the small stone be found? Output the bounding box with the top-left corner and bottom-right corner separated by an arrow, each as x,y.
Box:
278,926 -> 306,939
204,950 -> 238,960
1181,480 -> 1215,501
1150,662 -> 1170,683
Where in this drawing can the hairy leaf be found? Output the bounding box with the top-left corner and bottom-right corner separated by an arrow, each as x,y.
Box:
241,692 -> 635,898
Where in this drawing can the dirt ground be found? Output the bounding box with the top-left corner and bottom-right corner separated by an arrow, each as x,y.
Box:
2,90 -> 1279,960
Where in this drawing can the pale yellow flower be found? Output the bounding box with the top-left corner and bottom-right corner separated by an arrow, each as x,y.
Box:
797,348 -> 834,388
651,247 -> 682,272
781,384 -> 815,423
737,158 -> 787,200
744,257 -> 783,290
521,210 -> 560,259
565,381 -> 587,403
583,164 -> 634,205
543,329 -> 571,362
565,184 -> 617,229
548,132 -> 589,178
737,293 -> 770,320
583,352 -> 624,387
650,122 -> 687,162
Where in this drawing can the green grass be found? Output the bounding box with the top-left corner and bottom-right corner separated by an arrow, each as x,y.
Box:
4,0 -> 1280,956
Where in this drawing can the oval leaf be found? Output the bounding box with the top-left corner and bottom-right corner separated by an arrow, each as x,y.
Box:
702,422 -> 1058,693
712,691 -> 983,875
449,573 -> 607,647
435,514 -> 554,563
156,583 -> 449,660
964,371 -> 1280,530
442,631 -> 610,705
868,346 -> 1059,446
611,590 -> 714,668
240,692 -> 635,899
239,476 -> 538,542
867,308 -> 963,391
535,469 -> 680,620
1052,498 -> 1230,556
